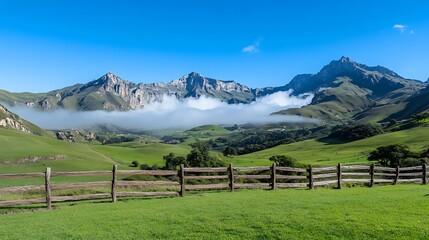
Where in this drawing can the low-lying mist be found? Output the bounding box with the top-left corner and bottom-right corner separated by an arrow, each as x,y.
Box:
9,90 -> 316,130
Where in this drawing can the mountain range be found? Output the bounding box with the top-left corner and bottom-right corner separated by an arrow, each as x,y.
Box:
0,56 -> 428,124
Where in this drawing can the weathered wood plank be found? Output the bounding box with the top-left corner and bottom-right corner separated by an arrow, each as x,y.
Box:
337,163 -> 342,189
400,166 -> 422,171
234,175 -> 271,180
0,198 -> 46,207
179,164 -> 185,197
184,167 -> 227,173
45,167 -> 51,210
229,164 -> 234,192
276,182 -> 307,188
342,165 -> 370,170
271,163 -> 276,190
276,167 -> 307,173
313,180 -> 338,186
370,164 -> 375,187
312,166 -> 337,173
51,171 -> 112,177
399,172 -> 422,177
52,181 -> 111,190
374,167 -> 396,172
397,178 -> 422,183
342,172 -> 370,176
394,166 -> 400,185
312,173 -> 337,179
374,172 -> 396,177
276,175 -> 307,180
308,166 -> 314,190
184,175 -> 228,180
342,179 -> 370,183
374,179 -> 394,183
116,192 -> 179,197
185,184 -> 229,190
111,165 -> 117,203
116,181 -> 179,186
116,170 -> 177,176
0,173 -> 45,179
234,183 -> 270,189
423,164 -> 427,185
233,166 -> 271,172
52,193 -> 111,202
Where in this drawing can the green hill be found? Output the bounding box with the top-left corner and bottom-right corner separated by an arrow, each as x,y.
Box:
229,122 -> 429,166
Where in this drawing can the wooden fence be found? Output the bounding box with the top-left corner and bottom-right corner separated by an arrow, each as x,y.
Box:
0,163 -> 427,209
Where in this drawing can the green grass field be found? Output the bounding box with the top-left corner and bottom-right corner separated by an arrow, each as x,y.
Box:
231,123 -> 429,166
0,185 -> 428,239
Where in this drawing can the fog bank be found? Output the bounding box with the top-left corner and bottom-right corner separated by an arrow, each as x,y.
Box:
9,90 -> 316,130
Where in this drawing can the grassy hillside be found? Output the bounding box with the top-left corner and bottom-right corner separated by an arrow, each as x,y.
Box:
1,185 -> 428,239
230,123 -> 429,166
0,128 -> 189,174
275,78 -> 374,120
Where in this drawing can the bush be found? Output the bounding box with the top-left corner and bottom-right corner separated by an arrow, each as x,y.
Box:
269,155 -> 298,167
130,160 -> 140,168
329,124 -> 383,141
223,146 -> 237,156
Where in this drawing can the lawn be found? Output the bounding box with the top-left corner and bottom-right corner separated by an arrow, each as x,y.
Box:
0,185 -> 428,239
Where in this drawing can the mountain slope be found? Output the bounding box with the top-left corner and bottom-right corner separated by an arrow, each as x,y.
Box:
2,72 -> 256,111
0,103 -> 49,136
274,57 -> 425,121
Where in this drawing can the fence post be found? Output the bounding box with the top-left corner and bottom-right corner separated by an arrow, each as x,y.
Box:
393,166 -> 400,185
337,163 -> 342,189
179,164 -> 185,197
423,164 -> 427,185
45,167 -> 52,210
271,163 -> 276,190
111,165 -> 117,202
370,164 -> 375,187
229,163 -> 234,192
307,165 -> 314,190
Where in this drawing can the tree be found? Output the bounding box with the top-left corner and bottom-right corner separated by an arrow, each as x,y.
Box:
163,153 -> 186,170
186,142 -> 226,167
269,155 -> 297,167
329,124 -> 383,141
223,146 -> 237,156
368,144 -> 419,167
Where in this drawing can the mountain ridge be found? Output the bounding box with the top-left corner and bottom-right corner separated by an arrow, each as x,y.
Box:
0,57 -> 427,122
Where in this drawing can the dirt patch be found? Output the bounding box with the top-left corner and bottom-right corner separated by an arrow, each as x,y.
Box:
2,155 -> 67,164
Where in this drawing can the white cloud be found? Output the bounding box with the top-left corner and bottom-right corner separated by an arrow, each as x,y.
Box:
393,24 -> 406,32
242,40 -> 261,53
393,24 -> 414,34
8,91 -> 316,130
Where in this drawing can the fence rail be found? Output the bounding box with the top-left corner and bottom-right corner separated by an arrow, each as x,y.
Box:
0,163 -> 427,209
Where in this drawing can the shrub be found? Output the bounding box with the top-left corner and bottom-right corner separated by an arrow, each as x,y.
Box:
329,124 -> 383,141
130,160 -> 140,168
269,155 -> 298,167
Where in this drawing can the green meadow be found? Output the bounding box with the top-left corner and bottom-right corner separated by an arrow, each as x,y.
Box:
0,185 -> 428,239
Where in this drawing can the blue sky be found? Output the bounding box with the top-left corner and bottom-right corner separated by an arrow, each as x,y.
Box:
1,0 -> 428,92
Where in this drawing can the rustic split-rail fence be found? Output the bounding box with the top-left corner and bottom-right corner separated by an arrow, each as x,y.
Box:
0,163 -> 427,209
